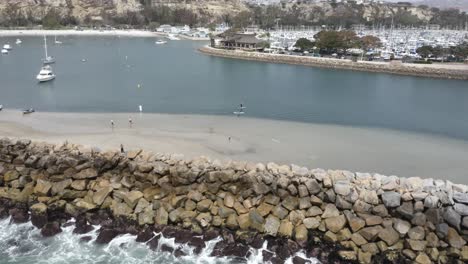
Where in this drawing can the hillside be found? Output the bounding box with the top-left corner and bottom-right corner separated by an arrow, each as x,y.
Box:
0,0 -> 466,29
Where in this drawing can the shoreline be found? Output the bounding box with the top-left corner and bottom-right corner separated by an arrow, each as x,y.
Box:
1,109 -> 468,183
199,46 -> 468,81
0,29 -> 165,38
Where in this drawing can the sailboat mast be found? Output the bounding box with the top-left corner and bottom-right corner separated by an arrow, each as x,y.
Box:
44,35 -> 48,58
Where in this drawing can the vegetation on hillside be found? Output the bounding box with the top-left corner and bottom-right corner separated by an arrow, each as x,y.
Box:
0,1 -> 467,30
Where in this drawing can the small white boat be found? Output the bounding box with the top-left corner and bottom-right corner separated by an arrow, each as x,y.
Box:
167,34 -> 180,40
42,35 -> 56,64
54,35 -> 62,44
36,65 -> 56,82
1,49 -> 8,54
155,40 -> 167,45
3,44 -> 12,50
16,39 -> 22,44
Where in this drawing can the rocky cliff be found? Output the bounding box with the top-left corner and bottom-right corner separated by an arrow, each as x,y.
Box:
0,0 -> 249,24
1,137 -> 468,263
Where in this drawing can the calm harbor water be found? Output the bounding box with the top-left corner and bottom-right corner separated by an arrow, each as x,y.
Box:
0,35 -> 467,263
0,36 -> 468,140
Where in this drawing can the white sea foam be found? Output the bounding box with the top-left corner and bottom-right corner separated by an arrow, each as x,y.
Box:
0,218 -> 319,263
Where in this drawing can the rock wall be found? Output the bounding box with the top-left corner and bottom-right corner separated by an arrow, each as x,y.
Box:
1,137 -> 468,263
199,46 -> 468,81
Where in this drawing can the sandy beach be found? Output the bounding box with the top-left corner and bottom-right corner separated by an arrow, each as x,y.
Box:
0,29 -> 164,38
1,109 -> 468,183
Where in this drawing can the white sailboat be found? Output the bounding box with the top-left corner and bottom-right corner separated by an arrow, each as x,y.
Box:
54,35 -> 62,44
42,36 -> 55,64
36,65 -> 56,82
1,48 -> 7,54
16,39 -> 22,44
3,44 -> 12,50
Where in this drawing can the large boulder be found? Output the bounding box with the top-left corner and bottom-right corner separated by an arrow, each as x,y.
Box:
93,187 -> 113,206
4,171 -> 19,182
34,179 -> 52,196
381,192 -> 401,208
264,215 -> 280,237
73,168 -> 98,179
325,215 -> 347,233
454,203 -> 468,216
394,219 -> 411,236
443,207 -> 461,229
446,227 -> 466,249
30,203 -> 48,228
378,226 -> 400,246
96,228 -> 119,244
123,191 -> 143,209
321,204 -> 340,218
41,222 -> 62,237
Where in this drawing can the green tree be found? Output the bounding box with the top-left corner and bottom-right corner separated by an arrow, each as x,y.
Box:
294,38 -> 314,51
416,46 -> 433,58
359,35 -> 381,50
42,9 -> 61,29
233,11 -> 253,29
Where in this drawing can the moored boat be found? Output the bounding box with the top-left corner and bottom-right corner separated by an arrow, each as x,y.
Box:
36,65 -> 56,82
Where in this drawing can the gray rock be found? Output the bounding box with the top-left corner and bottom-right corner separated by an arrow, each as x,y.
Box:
382,192 -> 401,208
353,200 -> 372,213
335,195 -> 352,209
298,185 -> 309,198
412,192 -> 428,201
264,215 -> 281,237
453,192 -> 468,204
360,190 -> 379,205
372,204 -> 388,217
414,201 -> 424,212
396,202 -> 414,219
454,203 -> 468,216
334,181 -> 351,196
436,223 -> 449,239
303,217 -> 320,229
322,204 -> 340,218
394,219 -> 411,236
435,191 -> 453,205
408,226 -> 425,240
443,207 -> 461,229
446,227 -> 466,249
463,216 -> 468,229
424,195 -> 439,209
325,189 -> 336,203
305,179 -> 321,195
425,208 -> 442,225
411,212 -> 427,226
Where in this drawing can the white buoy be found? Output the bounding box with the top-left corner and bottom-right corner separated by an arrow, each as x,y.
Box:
139,105 -> 143,112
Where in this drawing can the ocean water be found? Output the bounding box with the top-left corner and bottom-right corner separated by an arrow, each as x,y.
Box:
0,217 -> 318,264
0,36 -> 468,140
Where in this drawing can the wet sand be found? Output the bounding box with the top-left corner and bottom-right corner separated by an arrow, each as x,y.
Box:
1,110 -> 468,183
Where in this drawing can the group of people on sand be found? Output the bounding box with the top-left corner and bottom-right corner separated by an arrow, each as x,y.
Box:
110,118 -> 133,131
109,118 -> 134,154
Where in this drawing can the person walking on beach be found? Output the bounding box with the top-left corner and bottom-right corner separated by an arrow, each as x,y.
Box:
228,137 -> 231,142
110,120 -> 115,131
120,144 -> 124,153
129,118 -> 133,128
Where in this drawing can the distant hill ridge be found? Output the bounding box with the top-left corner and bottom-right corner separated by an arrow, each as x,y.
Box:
0,0 -> 466,29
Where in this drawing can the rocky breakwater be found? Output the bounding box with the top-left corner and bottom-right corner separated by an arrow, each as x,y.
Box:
1,137 -> 468,263
199,46 -> 468,81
